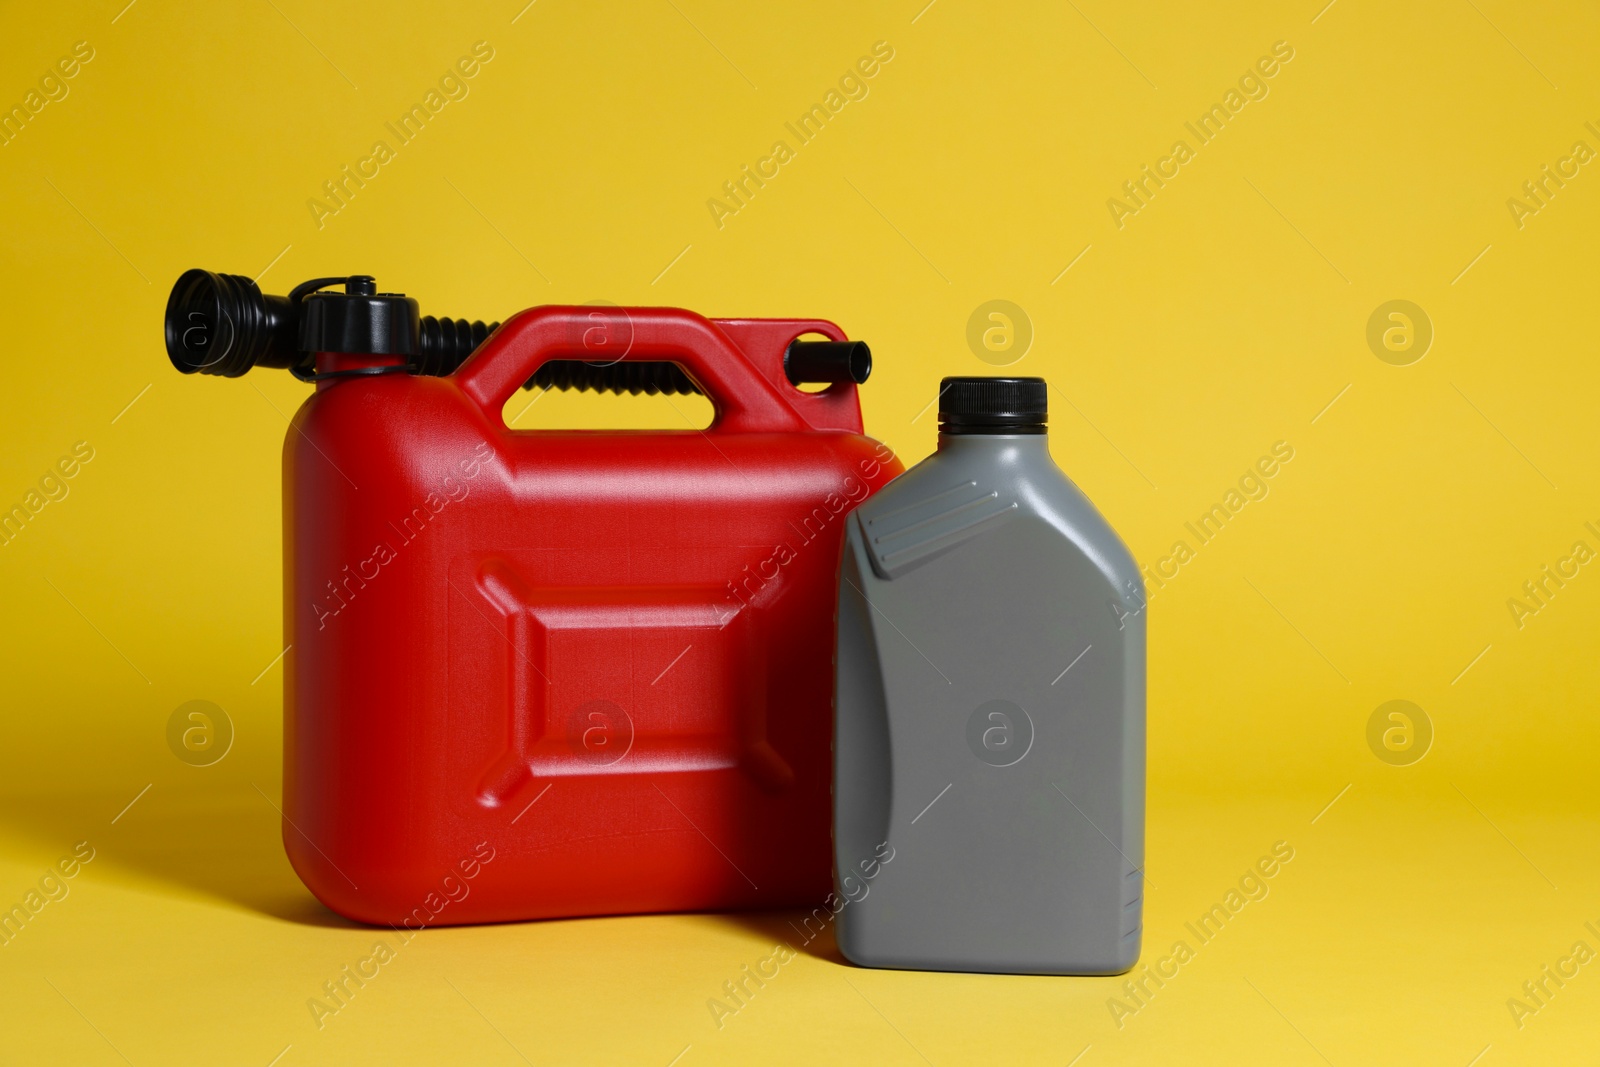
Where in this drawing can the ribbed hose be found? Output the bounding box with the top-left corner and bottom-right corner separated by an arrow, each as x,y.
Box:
417,316 -> 703,396
527,359 -> 699,396
416,316 -> 497,376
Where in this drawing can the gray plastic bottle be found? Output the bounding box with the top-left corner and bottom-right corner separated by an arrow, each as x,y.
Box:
833,377 -> 1145,975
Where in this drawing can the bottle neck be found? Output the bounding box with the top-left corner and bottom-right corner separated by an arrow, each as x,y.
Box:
936,430 -> 1051,455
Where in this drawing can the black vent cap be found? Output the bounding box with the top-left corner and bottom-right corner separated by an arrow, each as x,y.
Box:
938,376 -> 1047,434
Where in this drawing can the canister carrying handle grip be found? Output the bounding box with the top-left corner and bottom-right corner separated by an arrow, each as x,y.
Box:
456,306 -> 842,433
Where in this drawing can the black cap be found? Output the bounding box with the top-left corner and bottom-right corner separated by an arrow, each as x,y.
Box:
299,276 -> 421,356
938,377 -> 1047,434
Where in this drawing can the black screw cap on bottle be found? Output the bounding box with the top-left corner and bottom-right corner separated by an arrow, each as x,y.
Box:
938,377 -> 1048,434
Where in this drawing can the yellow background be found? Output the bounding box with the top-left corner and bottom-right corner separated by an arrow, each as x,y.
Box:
2,0 -> 1597,1063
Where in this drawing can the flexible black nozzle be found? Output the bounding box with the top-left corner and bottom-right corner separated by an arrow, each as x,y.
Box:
163,270 -> 870,394
414,315 -> 500,377
526,359 -> 700,396
164,270 -> 492,384
165,269 -> 300,377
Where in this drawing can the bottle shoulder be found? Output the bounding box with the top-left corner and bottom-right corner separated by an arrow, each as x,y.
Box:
854,443 -> 1141,596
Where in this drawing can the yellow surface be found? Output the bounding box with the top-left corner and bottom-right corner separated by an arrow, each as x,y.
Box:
2,1 -> 1597,1063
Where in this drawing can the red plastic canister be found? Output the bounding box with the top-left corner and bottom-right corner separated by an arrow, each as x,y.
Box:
281,305 -> 902,926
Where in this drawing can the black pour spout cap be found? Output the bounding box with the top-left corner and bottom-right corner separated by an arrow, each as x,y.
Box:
298,276 -> 421,357
938,376 -> 1048,434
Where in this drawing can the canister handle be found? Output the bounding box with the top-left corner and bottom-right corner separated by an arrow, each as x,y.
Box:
455,306 -> 855,433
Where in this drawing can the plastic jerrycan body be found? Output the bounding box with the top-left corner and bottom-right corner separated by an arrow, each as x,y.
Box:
833,378 -> 1145,975
283,305 -> 903,926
